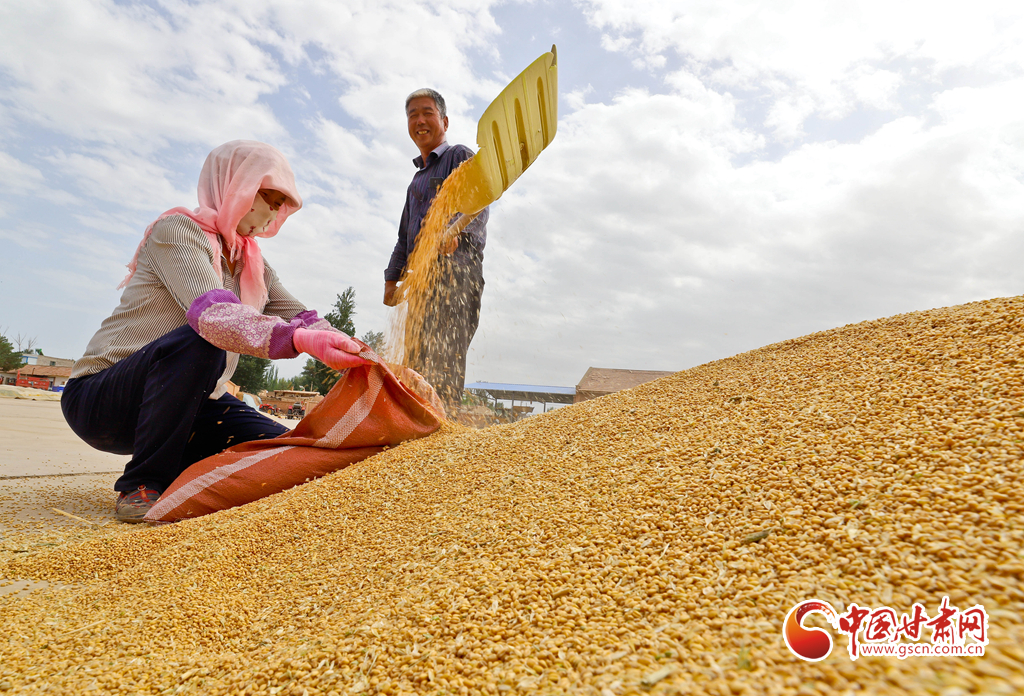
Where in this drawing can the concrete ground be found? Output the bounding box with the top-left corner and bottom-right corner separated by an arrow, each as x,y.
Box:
0,398 -> 127,531
0,395 -> 297,597
0,398 -> 129,597
0,398 -> 128,477
0,396 -> 294,532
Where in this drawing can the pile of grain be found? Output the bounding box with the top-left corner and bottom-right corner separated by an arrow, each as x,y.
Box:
0,385 -> 62,401
1,296 -> 1022,695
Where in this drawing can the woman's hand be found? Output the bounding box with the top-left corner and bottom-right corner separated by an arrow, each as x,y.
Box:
293,328 -> 369,370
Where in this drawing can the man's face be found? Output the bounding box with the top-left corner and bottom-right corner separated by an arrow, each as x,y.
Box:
407,96 -> 448,154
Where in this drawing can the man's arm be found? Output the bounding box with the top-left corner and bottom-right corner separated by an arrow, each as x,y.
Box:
384,196 -> 412,305
440,211 -> 480,255
440,146 -> 488,255
384,280 -> 400,306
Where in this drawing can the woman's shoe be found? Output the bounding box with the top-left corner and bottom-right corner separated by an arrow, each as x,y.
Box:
115,486 -> 161,523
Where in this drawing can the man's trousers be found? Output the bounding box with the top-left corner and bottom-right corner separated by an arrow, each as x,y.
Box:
406,250 -> 484,414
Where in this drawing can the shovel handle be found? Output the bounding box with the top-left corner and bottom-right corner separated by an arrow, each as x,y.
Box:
390,212 -> 483,306
442,212 -> 480,249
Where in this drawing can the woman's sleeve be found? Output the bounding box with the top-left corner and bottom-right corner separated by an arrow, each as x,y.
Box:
260,260 -> 344,334
146,216 -> 226,311
262,261 -> 309,320
187,290 -> 334,359
150,219 -> 339,357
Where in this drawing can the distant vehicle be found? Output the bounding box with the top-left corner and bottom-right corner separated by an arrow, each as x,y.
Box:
287,402 -> 305,420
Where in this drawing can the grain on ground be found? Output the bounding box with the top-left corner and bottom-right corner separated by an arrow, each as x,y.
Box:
1,296 -> 1022,695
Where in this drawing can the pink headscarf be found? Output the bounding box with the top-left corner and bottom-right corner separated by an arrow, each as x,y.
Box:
119,140 -> 303,309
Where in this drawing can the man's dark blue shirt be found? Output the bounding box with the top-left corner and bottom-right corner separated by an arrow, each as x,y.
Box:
385,141 -> 488,282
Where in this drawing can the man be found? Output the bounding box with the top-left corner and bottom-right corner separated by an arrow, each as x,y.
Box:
384,88 -> 488,415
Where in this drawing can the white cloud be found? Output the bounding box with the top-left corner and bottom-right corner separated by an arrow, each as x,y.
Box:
0,150 -> 81,206
2,0 -> 1022,389
465,59 -> 1024,383
580,0 -> 1024,139
0,151 -> 44,191
848,67 -> 901,111
47,148 -> 195,213
0,1 -> 285,149
250,0 -> 504,128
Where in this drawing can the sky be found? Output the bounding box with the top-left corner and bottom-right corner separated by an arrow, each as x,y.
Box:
1,0 -> 1022,389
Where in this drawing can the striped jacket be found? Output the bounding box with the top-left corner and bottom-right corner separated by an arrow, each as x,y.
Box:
72,215 -> 316,398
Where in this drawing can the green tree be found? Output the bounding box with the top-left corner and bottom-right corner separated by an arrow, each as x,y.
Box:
325,288 -> 357,335
299,358 -> 331,395
361,330 -> 385,353
265,365 -> 299,392
0,336 -> 21,372
234,354 -> 271,393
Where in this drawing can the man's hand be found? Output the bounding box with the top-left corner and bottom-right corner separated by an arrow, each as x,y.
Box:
383,280 -> 399,306
440,212 -> 476,256
440,232 -> 458,256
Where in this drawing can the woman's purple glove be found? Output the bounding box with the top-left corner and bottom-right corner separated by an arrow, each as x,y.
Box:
293,328 -> 369,370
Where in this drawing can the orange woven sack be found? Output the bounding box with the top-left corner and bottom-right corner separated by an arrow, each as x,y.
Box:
145,354 -> 443,523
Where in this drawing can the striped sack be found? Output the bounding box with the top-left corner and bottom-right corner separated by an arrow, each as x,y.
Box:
144,354 -> 443,523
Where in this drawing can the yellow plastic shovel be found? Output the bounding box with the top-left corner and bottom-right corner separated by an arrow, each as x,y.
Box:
444,45 -> 559,237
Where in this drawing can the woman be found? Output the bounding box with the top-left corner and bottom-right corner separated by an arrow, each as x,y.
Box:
62,140 -> 367,523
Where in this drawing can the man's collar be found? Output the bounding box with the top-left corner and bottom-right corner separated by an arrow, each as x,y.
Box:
413,140 -> 451,169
